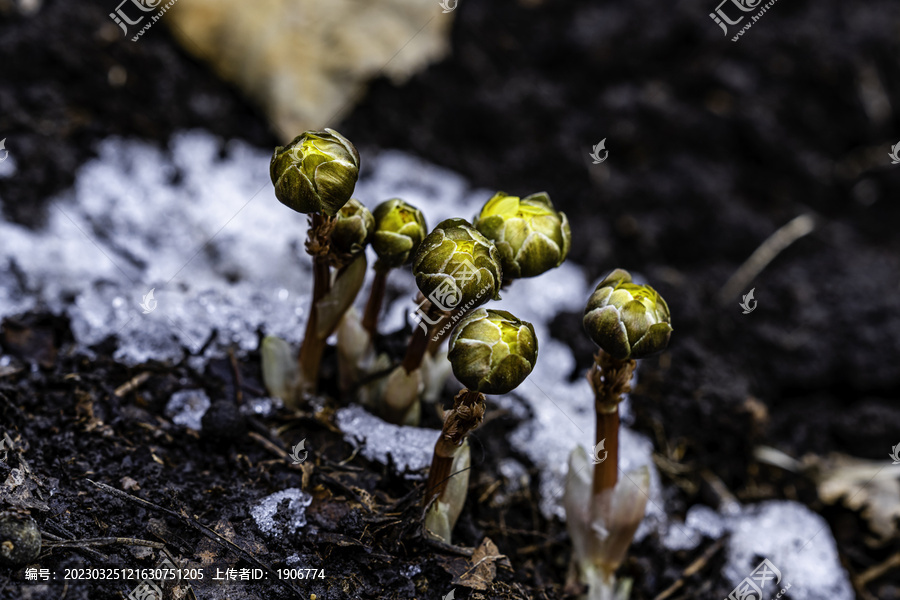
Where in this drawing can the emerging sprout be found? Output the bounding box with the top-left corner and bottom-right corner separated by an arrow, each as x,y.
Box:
583,268 -> 672,360
565,268 -> 674,600
269,128 -> 360,217
330,198 -> 374,259
474,191 -> 571,279
371,199 -> 428,268
448,308 -> 538,395
264,129 -> 365,401
413,218 -> 503,311
424,308 -> 536,544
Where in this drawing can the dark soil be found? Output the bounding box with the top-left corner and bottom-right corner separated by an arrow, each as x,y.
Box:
1,0 -> 899,599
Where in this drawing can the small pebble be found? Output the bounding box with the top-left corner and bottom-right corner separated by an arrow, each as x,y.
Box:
0,512 -> 41,567
201,399 -> 246,442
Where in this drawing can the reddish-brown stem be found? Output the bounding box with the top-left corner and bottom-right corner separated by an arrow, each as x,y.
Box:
297,214 -> 333,395
361,262 -> 389,336
423,389 -> 484,507
593,405 -> 620,496
402,301 -> 442,373
426,313 -> 450,356
587,350 -> 636,497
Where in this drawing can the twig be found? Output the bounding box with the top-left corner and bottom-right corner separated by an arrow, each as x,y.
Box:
855,551 -> 900,587
43,537 -> 165,549
87,480 -> 305,598
653,537 -> 726,600
700,469 -> 741,515
40,530 -> 108,562
423,533 -> 475,557
248,431 -> 291,461
113,372 -> 151,398
0,365 -> 23,379
316,472 -> 374,514
718,214 -> 815,305
227,347 -> 243,406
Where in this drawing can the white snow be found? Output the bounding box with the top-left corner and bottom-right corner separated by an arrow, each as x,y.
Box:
250,488 -> 312,537
664,500 -> 853,600
164,389 -> 211,431
335,404 -> 439,478
0,153 -> 17,179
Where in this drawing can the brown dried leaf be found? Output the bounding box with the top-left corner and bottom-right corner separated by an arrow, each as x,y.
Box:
810,453 -> 900,542
438,537 -> 510,591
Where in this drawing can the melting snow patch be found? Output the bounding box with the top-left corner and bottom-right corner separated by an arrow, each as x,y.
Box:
723,501 -> 853,600
239,395 -> 283,418
0,133 -> 497,365
251,488 -> 312,537
164,389 -> 211,430
663,500 -> 853,600
662,504 -> 726,551
335,404 -> 439,479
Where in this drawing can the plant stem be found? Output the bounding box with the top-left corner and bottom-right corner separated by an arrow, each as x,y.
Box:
362,261 -> 389,336
402,300 -> 441,373
593,404 -> 620,495
587,350 -> 636,497
426,314 -> 450,356
297,213 -> 333,395
423,388 -> 485,507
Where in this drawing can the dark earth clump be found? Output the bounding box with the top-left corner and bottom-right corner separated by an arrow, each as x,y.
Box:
1,0 -> 899,598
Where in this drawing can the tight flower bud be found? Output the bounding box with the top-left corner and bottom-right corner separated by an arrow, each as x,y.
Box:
371,199 -> 428,268
583,269 -> 672,360
413,219 -> 502,312
448,308 -> 537,395
269,128 -> 360,216
331,198 -> 374,257
474,191 -> 571,279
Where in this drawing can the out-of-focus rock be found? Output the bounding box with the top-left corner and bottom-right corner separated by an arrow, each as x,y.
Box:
167,0 -> 453,140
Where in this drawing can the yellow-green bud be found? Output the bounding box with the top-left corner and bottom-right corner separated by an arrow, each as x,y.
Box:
269,128 -> 360,217
413,218 -> 502,312
583,268 -> 672,360
474,191 -> 571,279
448,308 -> 537,395
331,198 -> 374,257
371,199 -> 428,268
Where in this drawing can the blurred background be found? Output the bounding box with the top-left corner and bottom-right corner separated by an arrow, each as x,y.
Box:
0,0 -> 899,599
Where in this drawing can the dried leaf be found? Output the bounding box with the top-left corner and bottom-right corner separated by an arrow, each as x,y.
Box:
439,537 -> 510,590
810,453 -> 900,541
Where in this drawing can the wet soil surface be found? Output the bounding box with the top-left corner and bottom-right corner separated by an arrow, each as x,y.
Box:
1,0 -> 899,598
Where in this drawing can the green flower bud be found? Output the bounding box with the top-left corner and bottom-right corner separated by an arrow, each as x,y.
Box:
269,128 -> 360,216
474,191 -> 571,279
331,198 -> 374,257
371,199 -> 428,268
413,219 -> 503,312
583,269 -> 672,360
448,308 -> 537,395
